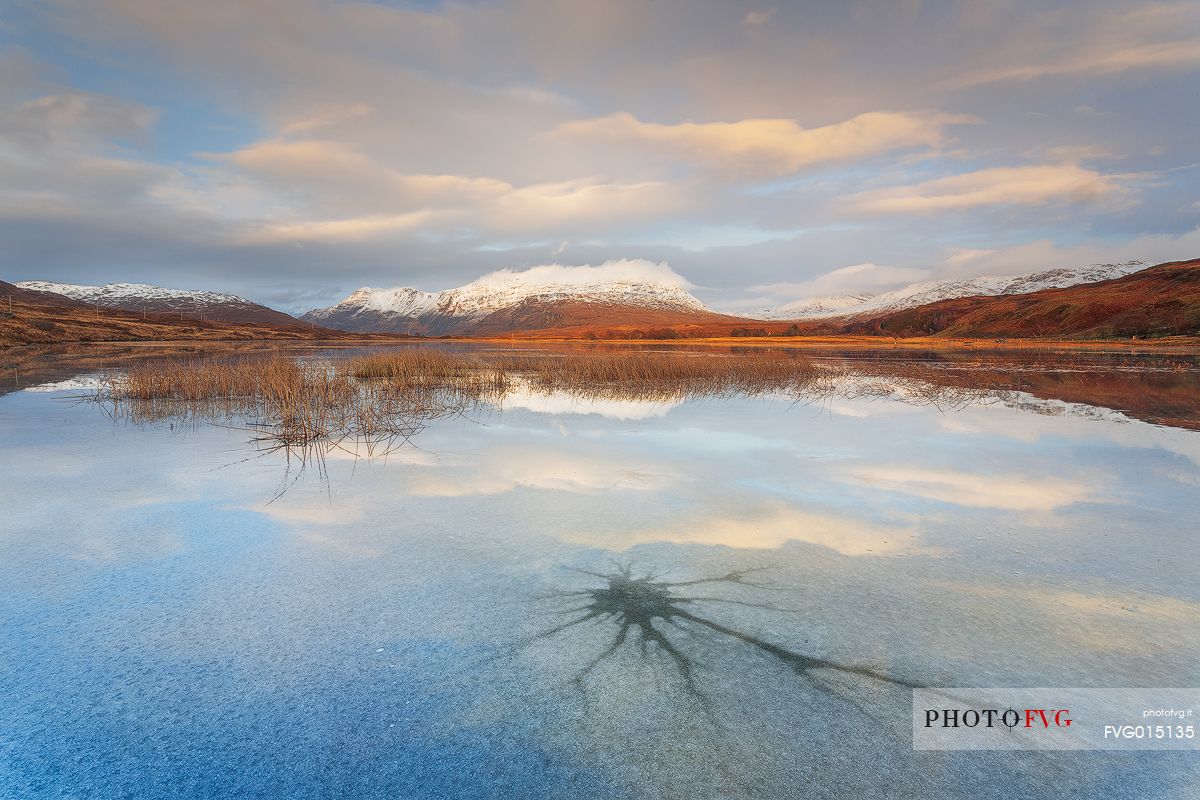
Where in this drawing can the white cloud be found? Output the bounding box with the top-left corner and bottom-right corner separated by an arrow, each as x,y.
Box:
471,258 -> 691,289
554,110 -> 975,176
205,136 -> 698,241
484,177 -> 694,234
237,210 -> 448,244
849,164 -> 1133,213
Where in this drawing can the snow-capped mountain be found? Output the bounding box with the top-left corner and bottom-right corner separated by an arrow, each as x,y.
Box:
751,261 -> 1146,321
755,294 -> 873,321
303,264 -> 715,335
15,281 -> 298,325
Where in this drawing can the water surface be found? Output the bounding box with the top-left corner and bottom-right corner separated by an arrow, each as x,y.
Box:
2,345 -> 1198,799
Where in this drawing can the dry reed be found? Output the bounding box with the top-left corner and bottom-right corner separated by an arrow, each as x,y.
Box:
93,348 -> 1025,461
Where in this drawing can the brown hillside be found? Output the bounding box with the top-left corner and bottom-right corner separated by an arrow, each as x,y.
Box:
0,280 -> 391,346
837,258 -> 1200,339
1,280 -> 89,307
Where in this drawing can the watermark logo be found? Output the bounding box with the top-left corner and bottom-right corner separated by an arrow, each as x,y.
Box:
913,689 -> 1197,750
923,706 -> 1072,730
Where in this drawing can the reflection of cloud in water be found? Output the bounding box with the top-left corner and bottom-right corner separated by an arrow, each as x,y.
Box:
565,501 -> 929,556
23,376 -> 105,393
498,384 -> 682,420
407,448 -> 675,497
824,400 -> 872,418
251,497 -> 366,527
845,466 -> 1101,511
938,398 -> 1134,440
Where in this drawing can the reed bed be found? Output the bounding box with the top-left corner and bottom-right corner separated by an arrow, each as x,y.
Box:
95,354 -> 493,460
93,348 -> 1026,462
486,350 -> 832,402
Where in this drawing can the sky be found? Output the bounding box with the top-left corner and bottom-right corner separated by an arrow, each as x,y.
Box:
1,0 -> 1198,313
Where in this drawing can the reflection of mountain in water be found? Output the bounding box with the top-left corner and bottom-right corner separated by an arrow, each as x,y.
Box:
830,351 -> 1200,430
12,345 -> 1200,436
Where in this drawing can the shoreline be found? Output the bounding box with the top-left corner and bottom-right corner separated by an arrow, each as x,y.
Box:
3,334 -> 1200,354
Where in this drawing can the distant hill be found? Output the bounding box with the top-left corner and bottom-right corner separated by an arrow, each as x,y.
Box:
0,280 -> 374,346
833,258 -> 1200,339
16,281 -> 299,326
751,261 -> 1145,320
2,280 -> 90,307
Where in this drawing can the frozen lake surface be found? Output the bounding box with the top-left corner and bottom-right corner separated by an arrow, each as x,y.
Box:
2,344 -> 1198,799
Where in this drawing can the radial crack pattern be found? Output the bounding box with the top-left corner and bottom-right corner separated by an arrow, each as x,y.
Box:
519,564 -> 925,720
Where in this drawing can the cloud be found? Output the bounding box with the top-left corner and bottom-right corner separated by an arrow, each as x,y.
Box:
844,466 -> 1100,511
237,211 -> 448,244
485,177 -> 694,234
7,1 -> 1200,307
956,39 -> 1200,86
470,258 -> 691,289
849,164 -> 1133,213
0,91 -> 157,153
214,138 -> 513,213
206,136 -> 698,241
554,110 -> 975,176
925,227 -> 1200,279
948,2 -> 1200,87
742,8 -> 777,27
0,89 -> 187,221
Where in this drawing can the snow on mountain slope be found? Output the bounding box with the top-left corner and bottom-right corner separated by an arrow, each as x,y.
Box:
16,281 -> 297,325
335,287 -> 441,317
755,294 -> 873,320
751,261 -> 1146,321
303,261 -> 712,334
17,281 -> 247,305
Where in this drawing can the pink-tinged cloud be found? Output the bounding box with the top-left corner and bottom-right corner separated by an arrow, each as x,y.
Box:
848,164 -> 1133,214
554,110 -> 976,176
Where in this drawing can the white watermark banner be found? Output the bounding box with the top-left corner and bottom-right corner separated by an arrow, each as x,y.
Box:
912,688 -> 1199,750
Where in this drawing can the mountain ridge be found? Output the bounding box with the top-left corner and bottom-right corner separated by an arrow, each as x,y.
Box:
0,279 -> 380,346
831,258 -> 1199,339
15,281 -> 298,326
750,261 -> 1145,320
303,271 -> 717,335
